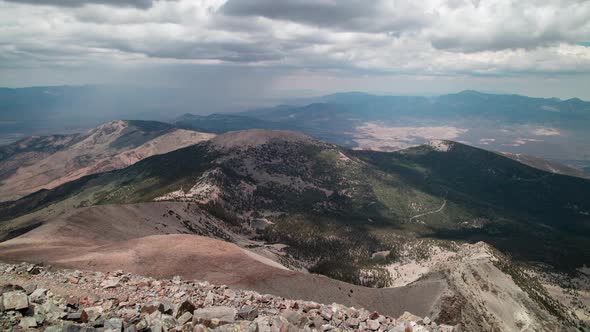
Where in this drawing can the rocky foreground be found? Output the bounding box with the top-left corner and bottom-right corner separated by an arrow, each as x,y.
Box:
0,263 -> 454,332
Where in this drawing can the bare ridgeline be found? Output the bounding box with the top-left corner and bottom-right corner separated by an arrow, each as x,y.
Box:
1,126 -> 590,331
0,263 -> 449,332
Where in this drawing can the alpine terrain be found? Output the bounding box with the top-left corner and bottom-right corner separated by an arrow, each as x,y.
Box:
0,129 -> 588,331
0,120 -> 214,202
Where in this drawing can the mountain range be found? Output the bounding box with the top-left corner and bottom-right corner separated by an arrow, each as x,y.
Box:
175,90 -> 590,172
4,87 -> 590,170
0,120 -> 213,201
2,128 -> 588,270
1,93 -> 590,330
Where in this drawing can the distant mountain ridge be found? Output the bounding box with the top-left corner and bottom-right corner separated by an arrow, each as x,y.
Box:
500,152 -> 590,179
0,84 -> 254,144
176,90 -> 590,171
0,120 -> 214,201
182,90 -> 590,130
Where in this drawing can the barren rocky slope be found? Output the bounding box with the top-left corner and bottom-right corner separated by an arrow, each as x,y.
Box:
0,203 -> 449,319
0,262 -> 453,332
0,120 -> 214,201
1,201 -> 586,330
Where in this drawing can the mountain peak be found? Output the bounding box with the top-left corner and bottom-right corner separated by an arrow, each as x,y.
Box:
210,129 -> 314,151
455,89 -> 487,96
426,139 -> 454,152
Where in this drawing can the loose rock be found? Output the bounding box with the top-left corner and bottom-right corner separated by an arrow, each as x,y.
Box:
0,262 -> 453,332
2,291 -> 29,311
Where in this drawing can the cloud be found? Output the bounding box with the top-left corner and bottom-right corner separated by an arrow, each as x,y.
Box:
532,128 -> 561,136
3,0 -> 165,9
479,138 -> 496,145
220,0 -> 430,33
504,138 -> 544,147
426,0 -> 590,53
0,0 -> 590,93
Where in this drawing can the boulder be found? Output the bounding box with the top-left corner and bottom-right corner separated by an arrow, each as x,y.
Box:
149,325 -> 164,332
29,288 -> 48,302
160,314 -> 177,329
84,306 -> 104,321
303,302 -> 321,312
154,299 -> 175,315
236,306 -> 258,321
20,316 -> 38,328
367,319 -> 380,330
273,317 -> 298,332
66,296 -> 80,309
320,308 -> 333,320
134,317 -> 149,331
101,277 -> 121,289
346,318 -> 359,328
398,312 -> 422,323
214,321 -> 258,332
311,317 -> 323,329
176,300 -> 196,317
177,312 -> 193,325
192,306 -> 236,327
66,310 -> 89,323
34,313 -> 45,325
388,324 -> 408,332
140,304 -> 158,314
66,276 -> 79,284
24,284 -> 37,295
39,300 -> 64,319
280,310 -> 302,326
104,318 -> 124,331
0,284 -> 25,295
2,291 -> 29,311
27,265 -> 43,275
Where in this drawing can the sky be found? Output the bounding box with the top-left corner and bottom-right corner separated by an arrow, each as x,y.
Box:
1,0 -> 590,100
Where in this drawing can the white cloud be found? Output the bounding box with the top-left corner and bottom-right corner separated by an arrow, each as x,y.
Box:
479,138 -> 496,145
532,128 -> 561,136
0,0 -> 589,89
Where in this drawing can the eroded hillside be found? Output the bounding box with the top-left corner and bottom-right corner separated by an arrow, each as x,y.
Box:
0,120 -> 214,201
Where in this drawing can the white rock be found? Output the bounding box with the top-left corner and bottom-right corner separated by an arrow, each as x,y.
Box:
19,316 -> 37,328
367,319 -> 380,330
101,277 -> 121,289
177,311 -> 193,325
3,291 -> 29,311
29,288 -> 48,302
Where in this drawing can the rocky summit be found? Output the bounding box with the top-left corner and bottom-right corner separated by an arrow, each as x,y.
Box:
0,263 -> 453,332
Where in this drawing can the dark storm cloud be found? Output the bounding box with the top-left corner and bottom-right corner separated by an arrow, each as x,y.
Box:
1,0 -> 590,85
3,0 -> 165,9
430,30 -> 567,53
142,41 -> 285,63
219,0 -> 428,33
89,37 -> 286,63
